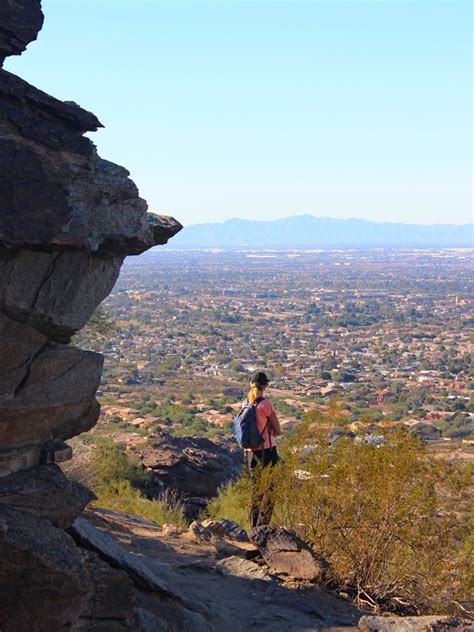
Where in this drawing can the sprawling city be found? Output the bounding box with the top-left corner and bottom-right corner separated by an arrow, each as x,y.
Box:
78,248 -> 473,456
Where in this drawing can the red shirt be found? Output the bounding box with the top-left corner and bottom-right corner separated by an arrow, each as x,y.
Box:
242,398 -> 276,451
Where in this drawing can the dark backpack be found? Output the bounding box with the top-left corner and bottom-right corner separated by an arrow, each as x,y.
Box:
234,397 -> 268,449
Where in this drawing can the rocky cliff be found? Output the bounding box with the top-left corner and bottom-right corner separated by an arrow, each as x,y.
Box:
0,1 -> 181,629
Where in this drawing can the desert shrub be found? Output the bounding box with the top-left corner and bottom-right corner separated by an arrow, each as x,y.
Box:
63,441 -> 185,526
207,413 -> 472,615
204,477 -> 252,530
278,422 -> 472,614
64,441 -> 147,490
93,480 -> 186,527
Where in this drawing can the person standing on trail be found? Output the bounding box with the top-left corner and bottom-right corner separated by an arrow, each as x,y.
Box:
245,371 -> 283,527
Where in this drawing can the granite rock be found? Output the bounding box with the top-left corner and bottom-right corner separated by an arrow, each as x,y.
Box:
70,516 -> 181,599
139,431 -> 243,518
0,248 -> 123,341
72,549 -> 137,631
0,1 -> 182,629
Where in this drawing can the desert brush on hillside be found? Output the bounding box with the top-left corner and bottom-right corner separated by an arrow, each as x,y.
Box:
206,408 -> 473,616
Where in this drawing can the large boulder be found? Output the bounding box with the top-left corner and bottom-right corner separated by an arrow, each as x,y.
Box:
0,65 -> 181,472
138,431 -> 243,517
70,516 -> 184,600
0,506 -> 139,632
0,0 -> 182,629
250,526 -> 328,582
0,249 -> 123,341
72,549 -> 137,631
0,28 -> 181,465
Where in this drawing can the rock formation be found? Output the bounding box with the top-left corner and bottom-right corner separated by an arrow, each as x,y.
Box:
0,1 -> 181,628
250,526 -> 329,582
139,431 -> 243,518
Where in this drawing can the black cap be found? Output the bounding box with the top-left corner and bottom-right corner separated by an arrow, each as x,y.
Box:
251,371 -> 269,387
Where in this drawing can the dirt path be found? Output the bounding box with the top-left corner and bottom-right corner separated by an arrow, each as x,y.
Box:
84,508 -> 360,632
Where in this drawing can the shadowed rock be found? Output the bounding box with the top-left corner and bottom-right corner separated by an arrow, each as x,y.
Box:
73,549 -> 137,631
0,3 -> 181,478
139,431 -> 243,518
0,313 -> 47,404
0,72 -> 182,256
0,0 -> 182,628
0,249 -> 123,341
0,465 -> 93,528
0,507 -> 91,632
0,342 -> 103,450
0,0 -> 44,65
70,516 -> 182,599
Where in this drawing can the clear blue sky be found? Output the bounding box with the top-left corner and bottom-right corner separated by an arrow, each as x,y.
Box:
6,0 -> 472,227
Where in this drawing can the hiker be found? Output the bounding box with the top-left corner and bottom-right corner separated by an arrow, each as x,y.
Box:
244,371 -> 283,527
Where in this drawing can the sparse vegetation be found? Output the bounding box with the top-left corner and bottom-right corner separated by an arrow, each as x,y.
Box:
64,441 -> 186,527
205,478 -> 252,529
205,410 -> 473,616
94,480 -> 186,527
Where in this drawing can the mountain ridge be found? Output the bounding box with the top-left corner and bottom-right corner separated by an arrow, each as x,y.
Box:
166,215 -> 473,248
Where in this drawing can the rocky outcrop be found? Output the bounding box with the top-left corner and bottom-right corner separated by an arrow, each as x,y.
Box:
0,69 -> 180,256
0,1 -> 181,629
0,464 -> 94,528
0,507 -> 92,632
0,1 -> 181,476
138,431 -> 243,518
73,549 -> 137,631
0,0 -> 43,63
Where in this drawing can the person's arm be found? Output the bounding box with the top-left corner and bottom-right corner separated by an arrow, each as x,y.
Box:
267,404 -> 283,436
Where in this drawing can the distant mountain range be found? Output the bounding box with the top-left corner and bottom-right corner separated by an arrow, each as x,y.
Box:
167,215 -> 473,249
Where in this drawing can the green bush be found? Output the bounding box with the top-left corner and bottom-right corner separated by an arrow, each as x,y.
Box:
93,480 -> 186,527
206,414 -> 472,615
204,477 -> 252,529
64,442 -> 185,527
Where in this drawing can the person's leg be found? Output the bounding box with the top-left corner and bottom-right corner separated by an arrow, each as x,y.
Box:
248,450 -> 263,528
254,448 -> 279,527
261,446 -> 279,467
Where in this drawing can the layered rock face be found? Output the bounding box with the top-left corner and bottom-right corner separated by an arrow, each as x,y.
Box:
0,3 -> 181,475
0,1 -> 181,628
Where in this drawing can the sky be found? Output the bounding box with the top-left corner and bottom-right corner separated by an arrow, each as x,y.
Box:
6,0 -> 472,227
